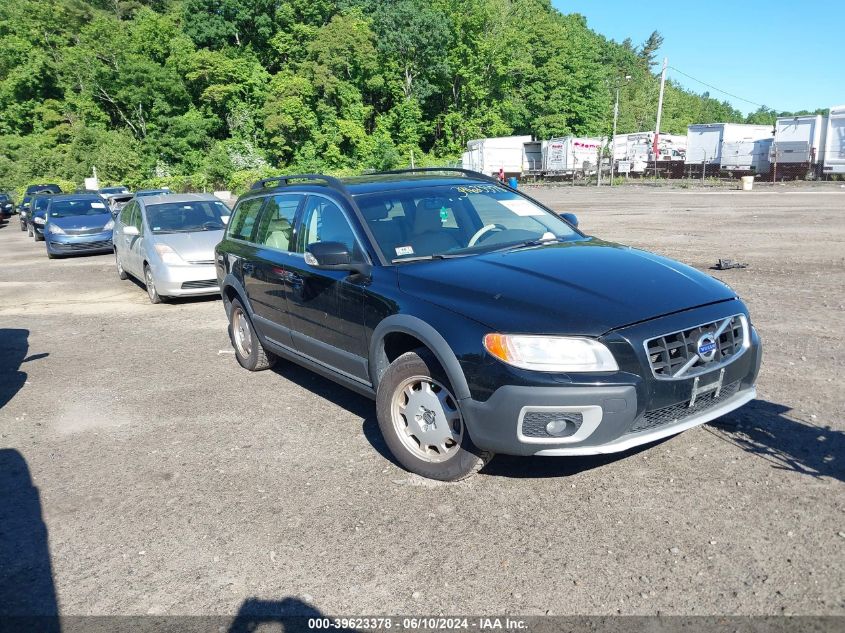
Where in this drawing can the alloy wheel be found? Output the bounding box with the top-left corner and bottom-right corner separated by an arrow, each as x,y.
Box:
390,376 -> 464,463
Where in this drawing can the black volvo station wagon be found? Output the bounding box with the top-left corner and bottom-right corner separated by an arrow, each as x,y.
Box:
216,169 -> 761,480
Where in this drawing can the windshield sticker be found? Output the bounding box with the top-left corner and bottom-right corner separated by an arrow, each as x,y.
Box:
451,184 -> 501,195
395,245 -> 414,256
500,199 -> 544,217
91,202 -> 105,208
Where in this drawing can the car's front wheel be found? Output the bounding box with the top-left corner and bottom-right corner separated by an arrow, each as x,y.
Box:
27,225 -> 33,237
376,349 -> 493,481
228,298 -> 275,371
144,264 -> 164,304
115,251 -> 128,280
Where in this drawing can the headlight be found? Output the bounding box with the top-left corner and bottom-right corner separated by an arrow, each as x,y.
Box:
154,243 -> 185,265
20,211 -> 27,218
47,224 -> 65,234
103,219 -> 115,231
483,334 -> 619,372
34,216 -> 45,225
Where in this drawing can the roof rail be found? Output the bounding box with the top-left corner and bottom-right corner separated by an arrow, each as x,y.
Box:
378,167 -> 500,183
250,173 -> 348,194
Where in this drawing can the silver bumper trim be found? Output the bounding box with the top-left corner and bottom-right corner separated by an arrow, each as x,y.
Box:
534,387 -> 755,456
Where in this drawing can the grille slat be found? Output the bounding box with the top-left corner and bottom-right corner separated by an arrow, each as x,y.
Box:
180,279 -> 218,289
51,240 -> 112,251
628,381 -> 741,434
644,315 -> 746,380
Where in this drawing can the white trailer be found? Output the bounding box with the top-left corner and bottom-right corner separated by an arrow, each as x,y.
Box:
522,140 -> 544,174
686,124 -> 726,166
613,132 -> 686,173
686,123 -> 774,173
462,136 -> 533,177
822,105 -> 845,176
543,137 -> 605,175
770,114 -> 827,179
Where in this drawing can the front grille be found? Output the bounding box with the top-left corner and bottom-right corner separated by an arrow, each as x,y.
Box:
521,411 -> 583,438
64,227 -> 105,236
644,314 -> 746,379
181,279 -> 218,289
52,240 -> 112,251
629,380 -> 740,434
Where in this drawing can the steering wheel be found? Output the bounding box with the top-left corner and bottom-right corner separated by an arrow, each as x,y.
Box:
468,223 -> 507,247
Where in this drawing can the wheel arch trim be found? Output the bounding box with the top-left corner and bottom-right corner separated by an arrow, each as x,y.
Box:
369,314 -> 471,400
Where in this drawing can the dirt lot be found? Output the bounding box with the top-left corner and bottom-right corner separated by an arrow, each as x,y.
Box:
0,184 -> 843,618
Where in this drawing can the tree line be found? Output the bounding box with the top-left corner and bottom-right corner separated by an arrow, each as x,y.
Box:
0,0 -> 823,194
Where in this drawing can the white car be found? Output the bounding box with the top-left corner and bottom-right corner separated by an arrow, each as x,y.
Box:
112,193 -> 230,303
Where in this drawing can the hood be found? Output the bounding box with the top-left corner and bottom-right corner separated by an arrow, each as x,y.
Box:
397,238 -> 736,336
153,230 -> 224,262
49,213 -> 112,229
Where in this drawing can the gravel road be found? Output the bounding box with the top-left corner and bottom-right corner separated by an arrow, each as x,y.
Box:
0,184 -> 843,617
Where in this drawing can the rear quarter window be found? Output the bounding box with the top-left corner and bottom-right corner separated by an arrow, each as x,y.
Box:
228,197 -> 265,242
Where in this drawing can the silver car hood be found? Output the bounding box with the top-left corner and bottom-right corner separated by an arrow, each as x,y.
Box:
153,230 -> 224,262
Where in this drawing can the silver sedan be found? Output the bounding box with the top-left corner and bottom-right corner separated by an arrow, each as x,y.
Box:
112,193 -> 230,303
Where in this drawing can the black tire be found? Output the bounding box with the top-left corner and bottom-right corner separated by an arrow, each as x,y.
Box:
115,251 -> 128,280
143,264 -> 164,304
20,222 -> 26,231
47,250 -> 56,259
34,232 -> 43,242
228,298 -> 275,371
376,348 -> 493,481
27,225 -> 33,237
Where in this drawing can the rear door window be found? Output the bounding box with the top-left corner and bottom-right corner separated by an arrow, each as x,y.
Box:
228,197 -> 265,242
254,194 -> 302,252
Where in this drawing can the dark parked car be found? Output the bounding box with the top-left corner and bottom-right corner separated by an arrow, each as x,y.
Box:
25,184 -> 62,195
215,169 -> 762,481
0,192 -> 14,219
27,193 -> 54,240
43,194 -> 113,258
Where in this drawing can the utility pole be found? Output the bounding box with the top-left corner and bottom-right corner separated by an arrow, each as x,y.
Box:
610,75 -> 631,187
653,57 -> 668,177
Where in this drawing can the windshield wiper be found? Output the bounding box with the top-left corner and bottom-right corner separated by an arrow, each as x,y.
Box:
487,236 -> 565,254
391,253 -> 467,264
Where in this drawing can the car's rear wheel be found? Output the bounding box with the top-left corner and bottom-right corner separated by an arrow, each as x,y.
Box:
115,251 -> 128,280
20,222 -> 25,231
144,264 -> 164,304
228,298 -> 275,371
376,349 -> 493,481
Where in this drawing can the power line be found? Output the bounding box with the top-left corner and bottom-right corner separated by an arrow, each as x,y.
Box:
667,65 -> 772,110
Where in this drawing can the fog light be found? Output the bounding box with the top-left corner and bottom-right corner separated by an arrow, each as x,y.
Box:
545,419 -> 571,436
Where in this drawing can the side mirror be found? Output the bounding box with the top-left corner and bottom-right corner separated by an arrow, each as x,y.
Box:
305,241 -> 370,275
562,212 -> 579,228
123,225 -> 139,236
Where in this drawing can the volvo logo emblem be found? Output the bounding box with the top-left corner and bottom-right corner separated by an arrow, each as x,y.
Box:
697,334 -> 718,362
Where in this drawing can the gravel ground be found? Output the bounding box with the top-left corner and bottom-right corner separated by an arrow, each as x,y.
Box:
0,184 -> 843,618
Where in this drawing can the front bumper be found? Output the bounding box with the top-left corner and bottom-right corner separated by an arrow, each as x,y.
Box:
460,307 -> 762,457
150,262 -> 220,297
45,231 -> 113,255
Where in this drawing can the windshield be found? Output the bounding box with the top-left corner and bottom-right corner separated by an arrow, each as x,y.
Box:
49,199 -> 109,218
33,197 -> 52,212
355,184 -> 579,262
145,200 -> 229,233
101,186 -> 128,194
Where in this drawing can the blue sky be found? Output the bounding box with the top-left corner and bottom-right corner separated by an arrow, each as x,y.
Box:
552,1 -> 845,115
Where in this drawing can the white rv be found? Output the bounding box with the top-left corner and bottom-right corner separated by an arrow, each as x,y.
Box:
822,105 -> 845,176
772,114 -> 827,169
461,136 -> 533,177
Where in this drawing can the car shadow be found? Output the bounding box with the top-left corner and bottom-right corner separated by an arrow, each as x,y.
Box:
706,398 -> 844,483
269,361 -> 399,467
480,439 -> 662,479
124,275 -> 221,305
0,449 -> 60,629
0,328 -> 47,411
228,597 -> 357,633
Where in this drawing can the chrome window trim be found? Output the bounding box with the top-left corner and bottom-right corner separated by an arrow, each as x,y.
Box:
642,313 -> 750,381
